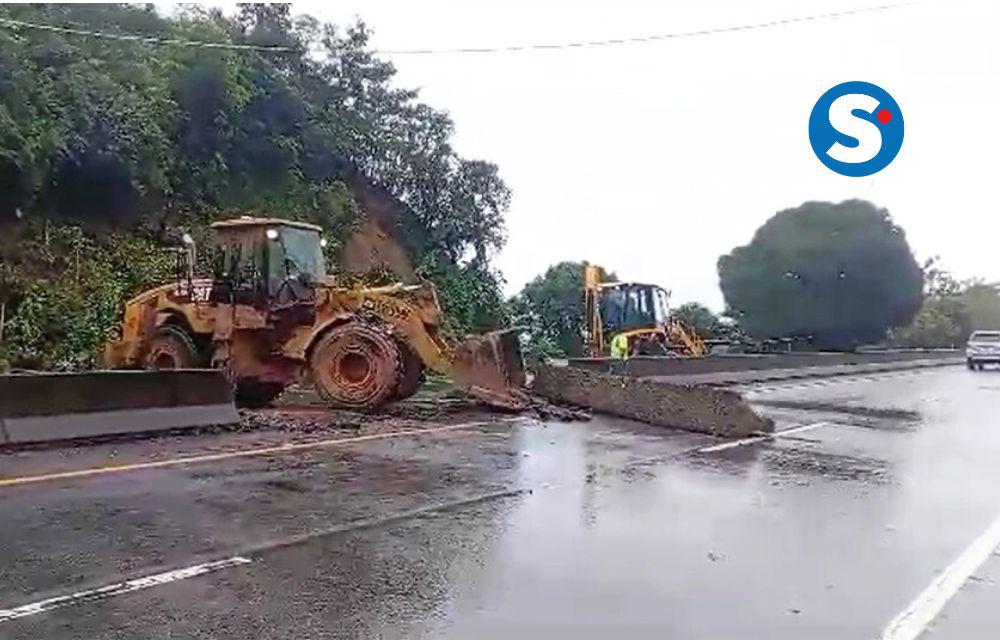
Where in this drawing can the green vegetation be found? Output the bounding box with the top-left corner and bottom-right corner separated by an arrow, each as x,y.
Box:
506,200 -> 985,357
0,4 -> 984,368
509,261 -> 591,361
672,302 -> 720,339
0,4 -> 509,369
718,200 -> 924,350
891,261 -> 1000,347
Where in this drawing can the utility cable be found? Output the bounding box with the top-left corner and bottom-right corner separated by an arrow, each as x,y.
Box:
0,15 -> 297,52
376,2 -> 915,55
0,3 -> 915,56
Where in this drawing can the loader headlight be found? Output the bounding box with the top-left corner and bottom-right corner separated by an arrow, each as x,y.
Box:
320,237 -> 328,248
266,229 -> 279,241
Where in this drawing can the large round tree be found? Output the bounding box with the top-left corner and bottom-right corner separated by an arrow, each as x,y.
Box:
717,200 -> 923,349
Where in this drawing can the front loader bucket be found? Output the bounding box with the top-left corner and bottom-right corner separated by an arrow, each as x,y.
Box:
451,329 -> 529,410
0,370 -> 238,445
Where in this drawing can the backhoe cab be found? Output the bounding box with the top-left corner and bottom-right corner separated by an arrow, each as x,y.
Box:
105,217 -> 527,410
583,264 -> 706,358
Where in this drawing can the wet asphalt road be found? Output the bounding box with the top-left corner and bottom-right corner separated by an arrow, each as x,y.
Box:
2,365 -> 1000,638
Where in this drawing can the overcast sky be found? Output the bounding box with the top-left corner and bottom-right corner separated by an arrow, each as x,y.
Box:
186,0 -> 998,309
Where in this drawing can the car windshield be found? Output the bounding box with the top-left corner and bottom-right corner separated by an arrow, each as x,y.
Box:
970,332 -> 1000,342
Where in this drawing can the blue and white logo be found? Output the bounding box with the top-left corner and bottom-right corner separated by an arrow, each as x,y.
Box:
808,81 -> 904,177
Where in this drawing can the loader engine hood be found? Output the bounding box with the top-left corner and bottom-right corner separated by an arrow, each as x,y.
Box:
315,279 -> 445,328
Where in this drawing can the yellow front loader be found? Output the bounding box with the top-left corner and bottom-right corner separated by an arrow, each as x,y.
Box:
105,218 -> 526,410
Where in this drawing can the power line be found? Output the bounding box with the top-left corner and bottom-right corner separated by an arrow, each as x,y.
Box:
375,2 -> 915,55
0,16 -> 297,52
0,3 -> 915,57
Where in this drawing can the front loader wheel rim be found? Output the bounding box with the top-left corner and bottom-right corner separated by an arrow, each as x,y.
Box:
151,351 -> 178,370
336,350 -> 372,385
145,329 -> 197,370
310,323 -> 402,409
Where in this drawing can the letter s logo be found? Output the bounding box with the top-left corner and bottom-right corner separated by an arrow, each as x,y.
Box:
809,81 -> 904,177
826,93 -> 882,164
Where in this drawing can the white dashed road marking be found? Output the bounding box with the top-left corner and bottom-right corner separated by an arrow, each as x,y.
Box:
879,512 -> 1000,640
696,421 -> 831,453
0,488 -> 530,624
0,556 -> 252,623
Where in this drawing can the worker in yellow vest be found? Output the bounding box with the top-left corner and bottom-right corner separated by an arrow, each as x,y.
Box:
610,332 -> 629,374
610,333 -> 629,359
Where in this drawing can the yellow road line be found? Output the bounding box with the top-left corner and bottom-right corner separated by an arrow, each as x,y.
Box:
0,420 -> 506,489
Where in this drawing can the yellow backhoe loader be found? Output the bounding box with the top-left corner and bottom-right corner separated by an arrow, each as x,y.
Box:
582,264 -> 706,358
104,217 -> 526,410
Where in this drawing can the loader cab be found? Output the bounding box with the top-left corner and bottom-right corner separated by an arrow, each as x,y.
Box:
210,218 -> 327,306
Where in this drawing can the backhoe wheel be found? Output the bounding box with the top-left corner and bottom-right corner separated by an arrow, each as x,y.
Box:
310,322 -> 401,410
145,326 -> 198,370
393,344 -> 425,401
235,379 -> 287,409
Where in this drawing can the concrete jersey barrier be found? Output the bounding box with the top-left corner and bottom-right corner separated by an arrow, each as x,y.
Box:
0,370 -> 238,445
567,350 -> 961,378
532,364 -> 773,438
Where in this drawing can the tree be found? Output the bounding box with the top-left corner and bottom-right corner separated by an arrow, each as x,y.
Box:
718,200 -> 923,349
509,262 -> 590,360
892,268 -> 1000,347
0,3 -> 514,367
961,283 -> 1000,331
891,297 -> 964,348
672,302 -> 719,339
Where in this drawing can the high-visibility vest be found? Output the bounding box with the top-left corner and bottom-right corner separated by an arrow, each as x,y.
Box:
610,333 -> 629,359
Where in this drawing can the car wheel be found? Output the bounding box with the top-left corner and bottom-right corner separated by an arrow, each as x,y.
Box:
968,360 -> 976,370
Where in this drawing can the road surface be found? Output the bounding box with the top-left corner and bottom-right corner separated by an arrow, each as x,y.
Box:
1,365 -> 999,639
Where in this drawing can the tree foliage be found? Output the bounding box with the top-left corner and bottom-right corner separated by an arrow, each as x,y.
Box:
672,302 -> 720,339
892,259 -> 1000,347
0,223 -> 174,369
508,261 -> 622,361
0,3 -> 510,368
890,297 -> 963,348
960,283 -> 1000,332
509,261 -> 589,360
718,200 -> 923,349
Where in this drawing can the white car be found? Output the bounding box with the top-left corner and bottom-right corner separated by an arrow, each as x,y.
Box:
966,330 -> 1000,370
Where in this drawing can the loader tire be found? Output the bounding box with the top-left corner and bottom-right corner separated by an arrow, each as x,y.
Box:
310,322 -> 401,410
145,326 -> 199,370
393,344 -> 425,401
235,380 -> 287,409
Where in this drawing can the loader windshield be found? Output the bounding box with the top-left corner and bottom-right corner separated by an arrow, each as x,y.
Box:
268,226 -> 327,284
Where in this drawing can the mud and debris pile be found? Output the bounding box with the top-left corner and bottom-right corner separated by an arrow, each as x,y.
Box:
532,364 -> 773,438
